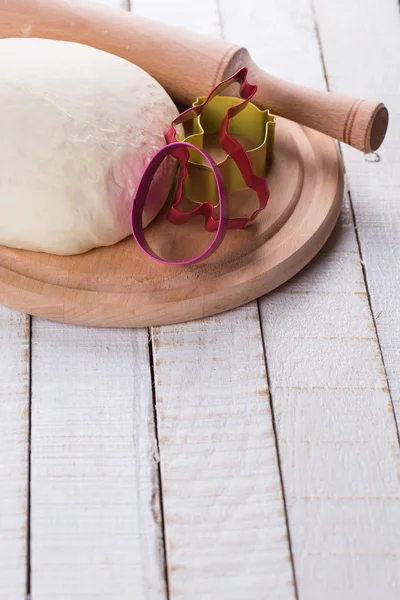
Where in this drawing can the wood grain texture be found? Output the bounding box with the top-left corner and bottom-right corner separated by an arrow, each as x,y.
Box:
28,2 -> 166,599
312,0 -> 400,421
151,308 -> 295,600
0,307 -> 29,600
2,0 -> 387,151
259,210 -> 400,599
30,322 -> 166,600
0,117 -> 343,327
219,0 -> 400,598
137,1 -> 296,598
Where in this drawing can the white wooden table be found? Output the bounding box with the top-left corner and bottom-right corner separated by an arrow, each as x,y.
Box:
1,0 -> 400,599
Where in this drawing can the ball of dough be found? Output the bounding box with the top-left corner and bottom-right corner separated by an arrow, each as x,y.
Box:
0,39 -> 180,255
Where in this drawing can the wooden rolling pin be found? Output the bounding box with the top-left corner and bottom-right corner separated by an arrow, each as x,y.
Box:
2,0 -> 388,152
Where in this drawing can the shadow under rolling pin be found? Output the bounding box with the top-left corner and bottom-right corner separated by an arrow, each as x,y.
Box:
1,0 -> 389,152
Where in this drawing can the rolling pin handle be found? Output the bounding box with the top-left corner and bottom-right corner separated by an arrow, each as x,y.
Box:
241,60 -> 388,153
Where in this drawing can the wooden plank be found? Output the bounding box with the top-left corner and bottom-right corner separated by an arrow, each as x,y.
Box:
220,0 -> 400,598
151,309 -> 295,600
30,322 -> 166,600
133,4 -> 296,597
131,0 -> 221,35
312,0 -> 400,415
0,307 -> 30,600
29,1 -> 166,599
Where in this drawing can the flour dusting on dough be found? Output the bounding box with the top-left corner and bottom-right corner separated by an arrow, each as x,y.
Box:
0,39 -> 180,255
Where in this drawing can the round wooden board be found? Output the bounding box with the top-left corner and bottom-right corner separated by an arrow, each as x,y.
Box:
0,117 -> 343,328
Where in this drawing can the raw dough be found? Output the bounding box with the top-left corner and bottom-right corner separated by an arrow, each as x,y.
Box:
0,38 -> 180,254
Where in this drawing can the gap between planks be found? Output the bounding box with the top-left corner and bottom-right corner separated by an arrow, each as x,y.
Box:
0,307 -> 30,600
26,315 -> 32,600
310,0 -> 400,446
256,302 -> 299,600
147,332 -> 171,598
313,0 -> 400,424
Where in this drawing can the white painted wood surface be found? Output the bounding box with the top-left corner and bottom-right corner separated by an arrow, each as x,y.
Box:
312,0 -> 400,416
220,0 -> 400,598
260,207 -> 400,600
0,307 -> 29,600
30,322 -> 165,600
0,0 -> 399,599
151,308 -> 295,600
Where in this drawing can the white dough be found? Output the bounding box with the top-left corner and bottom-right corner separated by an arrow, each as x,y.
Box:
0,39 -> 180,254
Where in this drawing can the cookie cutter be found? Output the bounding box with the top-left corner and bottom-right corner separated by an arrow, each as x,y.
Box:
131,67 -> 275,264
180,95 -> 275,206
166,67 -> 275,231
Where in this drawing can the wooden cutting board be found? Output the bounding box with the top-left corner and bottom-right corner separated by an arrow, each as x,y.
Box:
0,117 -> 343,327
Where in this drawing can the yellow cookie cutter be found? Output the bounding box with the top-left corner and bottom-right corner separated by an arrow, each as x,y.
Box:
178,95 -> 275,206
